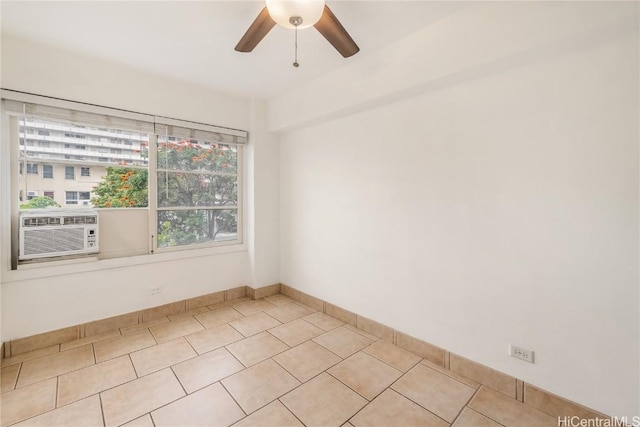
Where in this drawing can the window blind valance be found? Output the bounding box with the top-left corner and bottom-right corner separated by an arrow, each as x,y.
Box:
2,90 -> 248,145
2,95 -> 155,134
154,117 -> 248,145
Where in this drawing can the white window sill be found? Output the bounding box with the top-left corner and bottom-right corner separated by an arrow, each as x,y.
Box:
2,243 -> 247,283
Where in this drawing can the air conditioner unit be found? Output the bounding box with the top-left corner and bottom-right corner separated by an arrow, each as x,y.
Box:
19,209 -> 99,260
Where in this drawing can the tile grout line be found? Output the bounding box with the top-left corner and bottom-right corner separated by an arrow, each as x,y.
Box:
386,367 -> 451,425
459,385 -> 507,427
13,361 -> 23,392
276,398 -> 307,426
192,313 -> 208,330
218,380 -> 249,418
449,383 -> 484,425
419,361 -> 480,389
324,368 -> 381,403
360,342 -> 422,374
169,365 -> 188,397
98,392 -> 107,427
13,345 -> 96,391
118,376 -> 186,426
55,375 -> 59,409
128,352 -> 141,379
181,333 -> 200,357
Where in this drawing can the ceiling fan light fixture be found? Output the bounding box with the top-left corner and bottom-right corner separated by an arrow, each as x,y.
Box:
265,0 -> 325,29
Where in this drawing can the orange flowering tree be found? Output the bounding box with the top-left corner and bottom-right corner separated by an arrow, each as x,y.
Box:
156,138 -> 238,247
91,167 -> 148,208
91,137 -> 238,247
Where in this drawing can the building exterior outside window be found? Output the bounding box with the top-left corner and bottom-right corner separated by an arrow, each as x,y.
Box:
18,117 -> 147,207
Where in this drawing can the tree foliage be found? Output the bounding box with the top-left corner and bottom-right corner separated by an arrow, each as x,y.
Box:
91,138 -> 238,247
156,138 -> 238,247
91,167 -> 148,208
20,196 -> 60,209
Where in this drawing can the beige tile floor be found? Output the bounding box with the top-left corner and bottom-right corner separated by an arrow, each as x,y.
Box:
0,294 -> 558,427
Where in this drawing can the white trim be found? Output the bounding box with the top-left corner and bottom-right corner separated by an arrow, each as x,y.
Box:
3,243 -> 247,283
155,116 -> 247,140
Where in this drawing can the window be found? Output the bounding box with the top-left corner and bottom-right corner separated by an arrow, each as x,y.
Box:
65,191 -> 90,205
155,130 -> 240,248
37,130 -> 49,136
37,141 -> 50,147
5,93 -> 246,267
64,132 -> 85,139
65,166 -> 75,180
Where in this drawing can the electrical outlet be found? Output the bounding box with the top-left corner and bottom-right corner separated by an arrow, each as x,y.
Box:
509,344 -> 534,363
149,286 -> 162,295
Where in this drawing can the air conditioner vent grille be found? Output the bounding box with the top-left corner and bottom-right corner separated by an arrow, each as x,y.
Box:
23,228 -> 85,256
64,216 -> 97,225
22,217 -> 62,227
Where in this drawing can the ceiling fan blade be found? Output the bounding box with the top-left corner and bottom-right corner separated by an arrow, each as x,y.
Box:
313,5 -> 360,58
235,7 -> 276,52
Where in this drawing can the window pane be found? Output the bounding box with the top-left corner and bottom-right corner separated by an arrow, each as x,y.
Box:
65,191 -> 78,205
157,172 -> 237,208
18,117 -> 149,209
156,136 -> 237,174
157,209 -> 237,248
42,165 -> 53,179
20,117 -> 148,167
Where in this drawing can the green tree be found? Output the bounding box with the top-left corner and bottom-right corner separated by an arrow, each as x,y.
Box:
91,139 -> 238,247
91,167 -> 148,208
156,139 -> 238,247
20,196 -> 60,209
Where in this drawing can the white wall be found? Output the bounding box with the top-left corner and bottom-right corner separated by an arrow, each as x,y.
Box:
0,36 -> 258,340
247,100 -> 280,288
1,36 -> 249,130
277,2 -> 639,418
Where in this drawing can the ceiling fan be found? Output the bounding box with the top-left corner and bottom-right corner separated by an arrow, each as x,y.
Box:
235,0 -> 359,66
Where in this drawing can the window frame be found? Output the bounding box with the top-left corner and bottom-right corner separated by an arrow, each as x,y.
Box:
152,135 -> 243,253
42,164 -> 53,179
26,163 -> 38,175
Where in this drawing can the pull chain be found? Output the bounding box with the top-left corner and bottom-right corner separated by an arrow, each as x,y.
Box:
293,25 -> 299,68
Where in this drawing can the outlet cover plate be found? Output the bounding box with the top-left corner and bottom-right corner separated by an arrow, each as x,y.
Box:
510,344 -> 534,363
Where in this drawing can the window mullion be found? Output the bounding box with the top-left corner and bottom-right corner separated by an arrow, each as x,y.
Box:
148,134 -> 158,254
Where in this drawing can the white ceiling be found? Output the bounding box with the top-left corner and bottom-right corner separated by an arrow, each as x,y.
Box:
1,1 -> 469,99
